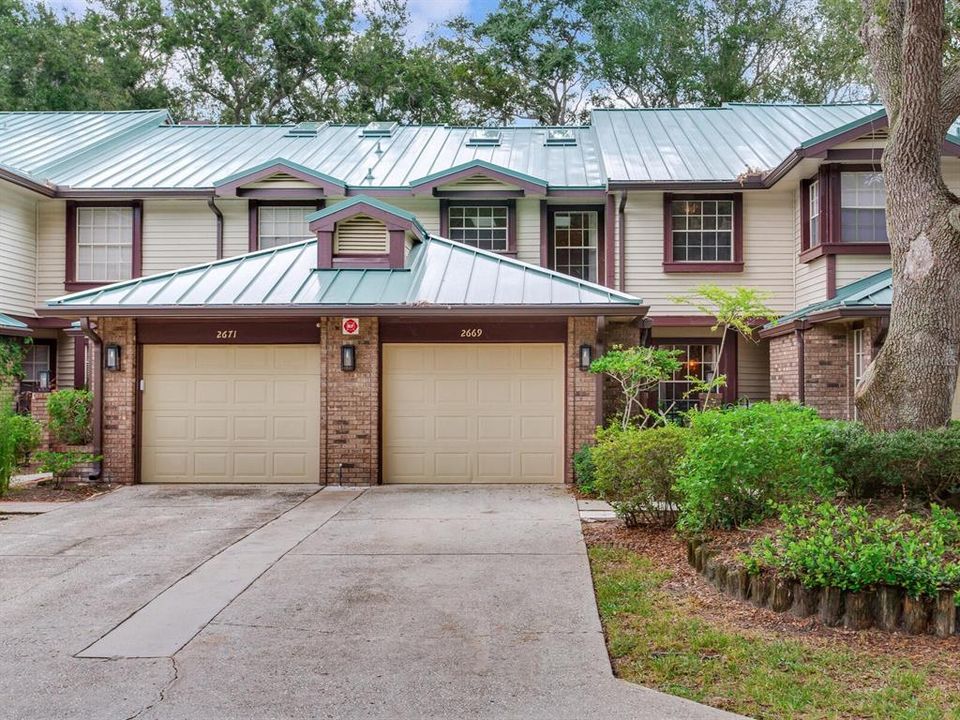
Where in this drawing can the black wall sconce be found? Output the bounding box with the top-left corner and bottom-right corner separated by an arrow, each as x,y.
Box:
579,344 -> 593,371
105,344 -> 122,371
341,344 -> 357,372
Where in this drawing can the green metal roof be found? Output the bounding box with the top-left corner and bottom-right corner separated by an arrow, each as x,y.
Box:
305,195 -> 428,237
44,216 -> 643,314
0,313 -> 30,335
765,269 -> 892,329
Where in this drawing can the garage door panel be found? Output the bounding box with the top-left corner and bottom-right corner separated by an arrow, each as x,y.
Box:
142,345 -> 321,484
383,343 -> 563,484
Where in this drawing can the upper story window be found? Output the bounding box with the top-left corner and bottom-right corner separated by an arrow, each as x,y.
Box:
841,171 -> 887,243
258,205 -> 314,249
550,209 -> 599,282
75,207 -> 134,283
662,193 -> 743,272
808,180 -> 820,247
448,205 -> 509,252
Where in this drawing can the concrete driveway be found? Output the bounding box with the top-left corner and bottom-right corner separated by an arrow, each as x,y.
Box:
0,485 -> 740,720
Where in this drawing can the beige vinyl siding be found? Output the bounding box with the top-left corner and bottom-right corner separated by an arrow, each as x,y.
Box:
142,200 -> 218,275
36,199 -> 67,304
384,197 -> 440,235
0,182 -> 39,316
220,199 -> 250,258
622,191 -> 795,316
738,336 -> 770,402
796,259 -> 827,307
57,334 -> 74,389
516,198 -> 541,264
835,254 -> 890,288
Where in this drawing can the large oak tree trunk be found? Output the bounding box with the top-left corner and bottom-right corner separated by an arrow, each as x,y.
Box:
855,0 -> 960,430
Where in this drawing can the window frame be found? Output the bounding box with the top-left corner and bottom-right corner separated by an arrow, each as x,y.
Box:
19,338 -> 57,391
248,199 -> 324,252
800,164 -> 891,262
439,199 -> 517,255
852,326 -> 867,420
649,334 -> 737,406
65,201 -> 142,292
546,204 -> 605,284
661,193 -> 744,273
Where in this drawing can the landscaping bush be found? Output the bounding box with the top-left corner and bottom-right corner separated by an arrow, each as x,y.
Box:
47,388 -> 93,445
0,397 -> 18,496
33,450 -> 100,488
743,503 -> 960,600
592,424 -> 689,527
674,403 -> 840,533
8,413 -> 41,467
573,443 -> 597,494
824,421 -> 960,503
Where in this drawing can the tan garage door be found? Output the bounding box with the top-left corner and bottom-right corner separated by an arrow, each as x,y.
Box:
141,345 -> 321,484
382,343 -> 564,483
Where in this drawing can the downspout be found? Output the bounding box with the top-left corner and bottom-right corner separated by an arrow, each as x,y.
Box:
207,196 -> 224,259
79,318 -> 103,480
618,192 -> 628,293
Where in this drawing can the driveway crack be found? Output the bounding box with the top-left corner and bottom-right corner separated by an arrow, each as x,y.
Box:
124,656 -> 179,720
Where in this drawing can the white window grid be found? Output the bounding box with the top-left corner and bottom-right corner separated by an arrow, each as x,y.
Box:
448,206 -> 509,251
23,344 -> 50,384
852,328 -> 867,420
809,180 -> 820,246
841,172 -> 887,243
552,211 -> 598,282
658,343 -> 719,409
671,199 -> 734,262
76,207 -> 133,282
259,206 -> 313,249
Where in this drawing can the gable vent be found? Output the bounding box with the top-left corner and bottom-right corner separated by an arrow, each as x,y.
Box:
859,127 -> 889,141
334,215 -> 389,255
258,172 -> 300,183
454,173 -> 506,187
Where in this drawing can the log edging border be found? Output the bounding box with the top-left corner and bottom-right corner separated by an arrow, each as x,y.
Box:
687,538 -> 959,636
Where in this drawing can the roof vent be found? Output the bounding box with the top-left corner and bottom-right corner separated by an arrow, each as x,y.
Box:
467,128 -> 502,146
545,128 -> 577,146
361,121 -> 398,138
286,121 -> 326,137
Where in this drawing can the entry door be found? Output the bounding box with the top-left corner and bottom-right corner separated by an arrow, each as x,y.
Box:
382,343 -> 564,483
141,344 -> 322,483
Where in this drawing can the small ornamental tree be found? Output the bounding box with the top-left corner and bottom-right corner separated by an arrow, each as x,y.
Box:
589,344 -> 683,428
671,285 -> 778,406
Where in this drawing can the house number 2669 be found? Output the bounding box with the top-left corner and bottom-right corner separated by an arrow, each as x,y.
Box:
460,328 -> 483,338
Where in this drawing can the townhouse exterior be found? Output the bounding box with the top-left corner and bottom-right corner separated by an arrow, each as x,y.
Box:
0,104 -> 957,485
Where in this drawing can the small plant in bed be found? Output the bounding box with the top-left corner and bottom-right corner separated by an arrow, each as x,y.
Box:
34,450 -> 101,490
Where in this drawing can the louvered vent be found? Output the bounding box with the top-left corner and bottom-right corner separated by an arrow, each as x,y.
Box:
258,172 -> 300,183
455,173 -> 505,187
334,215 -> 389,255
860,127 -> 889,141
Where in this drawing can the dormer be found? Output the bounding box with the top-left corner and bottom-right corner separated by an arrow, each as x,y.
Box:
408,159 -> 548,198
308,196 -> 428,269
213,158 -> 346,200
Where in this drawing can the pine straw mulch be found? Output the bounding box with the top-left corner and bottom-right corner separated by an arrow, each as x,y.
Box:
2,480 -> 118,503
582,521 -> 960,670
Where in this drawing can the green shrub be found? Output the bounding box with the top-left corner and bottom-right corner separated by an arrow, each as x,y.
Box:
743,503 -> 960,599
0,396 -> 17,496
824,422 -> 960,503
7,413 -> 41,466
34,450 -> 100,488
592,424 -> 689,527
674,403 -> 840,533
47,389 -> 93,445
573,443 -> 597,494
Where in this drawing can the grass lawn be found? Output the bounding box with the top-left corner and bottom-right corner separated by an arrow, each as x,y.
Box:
588,538 -> 960,720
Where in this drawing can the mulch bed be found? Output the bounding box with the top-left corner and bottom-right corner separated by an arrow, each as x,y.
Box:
2,481 -> 117,503
583,521 -> 960,668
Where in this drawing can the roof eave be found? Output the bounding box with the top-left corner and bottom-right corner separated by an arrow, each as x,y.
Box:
759,306 -> 890,338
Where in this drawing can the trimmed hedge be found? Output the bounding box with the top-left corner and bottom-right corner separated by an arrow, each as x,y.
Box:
47,388 -> 93,446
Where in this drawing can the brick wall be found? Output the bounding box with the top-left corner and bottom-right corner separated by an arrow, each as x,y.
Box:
567,317 -> 598,483
98,317 -> 137,484
769,332 -> 801,403
27,392 -> 52,449
320,317 -> 379,484
601,320 -> 641,424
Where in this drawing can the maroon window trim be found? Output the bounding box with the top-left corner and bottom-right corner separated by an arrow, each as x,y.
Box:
19,338 -> 57,391
439,199 -> 517,256
648,333 -> 738,404
65,200 -> 142,292
248,199 -> 324,252
546,204 -> 606,284
662,193 -> 744,273
799,163 -> 890,263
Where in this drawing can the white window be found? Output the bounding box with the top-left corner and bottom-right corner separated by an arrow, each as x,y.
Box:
448,206 -> 509,252
76,207 -> 133,282
258,205 -> 313,249
841,172 -> 887,243
552,210 -> 599,281
671,199 -> 734,262
808,180 -> 820,247
23,344 -> 51,385
852,328 -> 867,420
658,343 -> 720,411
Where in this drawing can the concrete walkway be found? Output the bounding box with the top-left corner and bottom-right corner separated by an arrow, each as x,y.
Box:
0,484 -> 741,720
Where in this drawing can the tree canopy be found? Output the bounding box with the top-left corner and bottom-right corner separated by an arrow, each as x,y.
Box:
0,0 -> 878,123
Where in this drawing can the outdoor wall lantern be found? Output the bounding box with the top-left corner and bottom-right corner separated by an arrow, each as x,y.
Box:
37,370 -> 51,392
579,344 -> 593,371
341,344 -> 357,372
105,344 -> 122,371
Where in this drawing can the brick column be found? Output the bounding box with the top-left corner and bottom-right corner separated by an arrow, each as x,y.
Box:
321,317 -> 379,485
769,333 -> 801,403
28,392 -> 52,450
803,325 -> 849,419
98,317 -> 137,484
567,317 -> 598,484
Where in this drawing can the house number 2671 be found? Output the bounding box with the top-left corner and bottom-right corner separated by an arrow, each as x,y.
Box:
460,328 -> 483,338
216,330 -> 238,339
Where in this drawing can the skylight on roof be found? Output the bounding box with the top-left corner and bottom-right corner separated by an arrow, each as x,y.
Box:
361,121 -> 398,137
286,121 -> 326,137
467,128 -> 502,146
545,128 -> 577,146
